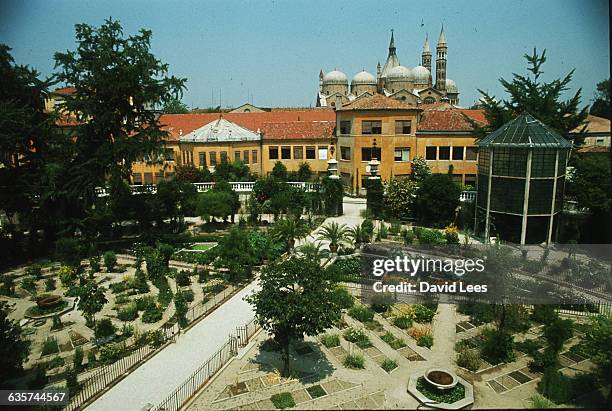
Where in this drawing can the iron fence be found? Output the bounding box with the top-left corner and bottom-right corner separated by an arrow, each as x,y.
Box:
64,285 -> 239,410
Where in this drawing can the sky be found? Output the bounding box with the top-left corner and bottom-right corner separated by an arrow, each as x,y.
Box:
0,0 -> 609,109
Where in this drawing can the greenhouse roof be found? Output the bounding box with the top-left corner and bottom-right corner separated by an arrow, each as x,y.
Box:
478,114 -> 573,148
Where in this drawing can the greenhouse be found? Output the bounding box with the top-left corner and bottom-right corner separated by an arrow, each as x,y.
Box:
475,114 -> 572,244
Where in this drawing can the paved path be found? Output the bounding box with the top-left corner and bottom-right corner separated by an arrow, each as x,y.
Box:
87,281 -> 260,411
430,303 -> 457,368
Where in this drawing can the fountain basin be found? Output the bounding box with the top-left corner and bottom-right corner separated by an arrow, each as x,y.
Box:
424,368 -> 458,390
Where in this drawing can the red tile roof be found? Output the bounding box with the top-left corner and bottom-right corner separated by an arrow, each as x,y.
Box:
261,121 -> 335,140
338,94 -> 418,110
52,86 -> 77,95
159,110 -> 335,141
577,145 -> 609,153
571,114 -> 610,134
419,106 -> 486,132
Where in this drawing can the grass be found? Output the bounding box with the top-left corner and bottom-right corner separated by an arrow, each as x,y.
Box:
381,358 -> 398,372
306,384 -> 326,399
343,353 -> 365,369
41,336 -> 60,356
530,394 -> 555,409
320,333 -> 340,348
190,244 -> 215,251
270,392 -> 296,409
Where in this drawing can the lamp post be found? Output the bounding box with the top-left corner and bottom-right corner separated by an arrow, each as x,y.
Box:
327,143 -> 340,179
368,139 -> 380,180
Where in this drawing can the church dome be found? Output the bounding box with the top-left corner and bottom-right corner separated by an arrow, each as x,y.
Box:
323,70 -> 348,84
446,78 -> 458,93
412,66 -> 430,84
351,70 -> 376,85
386,65 -> 414,81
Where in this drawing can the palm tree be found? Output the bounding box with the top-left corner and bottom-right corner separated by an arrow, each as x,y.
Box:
297,242 -> 330,262
271,217 -> 309,250
317,221 -> 349,253
347,224 -> 365,248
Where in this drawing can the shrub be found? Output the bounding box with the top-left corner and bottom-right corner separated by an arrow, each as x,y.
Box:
530,394 -> 555,409
481,328 -> 515,364
99,342 -> 126,365
174,291 -> 188,328
532,305 -> 558,324
343,353 -> 365,369
26,264 -> 43,279
515,339 -> 543,356
155,277 -> 174,308
416,228 -> 446,245
0,275 -> 15,296
87,351 -> 97,367
444,224 -> 460,244
370,293 -> 392,313
115,294 -> 129,305
320,333 -> 340,348
381,358 -> 398,372
457,348 -> 482,372
73,346 -> 84,370
418,335 -> 434,348
55,237 -> 84,268
146,329 -> 165,348
401,228 -> 415,245
537,368 -> 572,404
543,318 -> 573,352
175,270 -> 191,286
529,347 -> 559,372
134,269 -> 149,293
270,392 -> 296,409
58,265 -> 77,287
413,305 -> 436,323
142,304 -> 163,323
393,316 -> 413,330
197,269 -> 209,283
306,385 -> 326,399
45,278 -> 56,291
109,281 -> 128,294
181,289 -> 195,302
343,327 -> 372,348
45,356 -> 64,370
65,366 -> 79,395
117,302 -> 139,322
95,318 -> 116,338
503,305 -> 532,333
103,251 -> 117,272
332,287 -> 354,310
21,276 -> 37,293
89,255 -> 101,273
136,295 -> 156,311
41,337 -> 59,356
348,305 -> 374,323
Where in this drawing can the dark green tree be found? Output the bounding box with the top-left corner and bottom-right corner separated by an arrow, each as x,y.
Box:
567,155 -> 611,213
590,79 -> 611,119
212,228 -> 257,281
297,162 -> 312,181
77,278 -> 108,327
246,256 -> 343,376
271,161 -> 288,181
162,97 -> 189,114
470,49 -> 588,139
53,18 -> 186,231
414,174 -> 460,227
174,164 -> 212,183
366,178 -> 384,219
0,303 -> 30,384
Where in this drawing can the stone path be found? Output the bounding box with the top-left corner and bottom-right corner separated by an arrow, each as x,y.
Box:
430,303 -> 457,368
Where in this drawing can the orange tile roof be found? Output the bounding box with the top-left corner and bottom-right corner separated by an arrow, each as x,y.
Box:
577,145 -> 609,153
418,107 -> 485,132
338,94 -> 419,110
159,110 -> 335,141
261,121 -> 335,140
571,114 -> 610,134
52,86 -> 77,95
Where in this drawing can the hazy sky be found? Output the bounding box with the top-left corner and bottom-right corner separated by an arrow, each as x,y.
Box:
1,0 -> 609,109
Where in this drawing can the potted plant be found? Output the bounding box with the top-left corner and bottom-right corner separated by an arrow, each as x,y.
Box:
317,222 -> 349,254
271,217 -> 309,251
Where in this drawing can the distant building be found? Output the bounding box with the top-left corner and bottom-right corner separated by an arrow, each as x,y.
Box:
229,103 -> 270,113
570,114 -> 611,147
316,28 -> 459,108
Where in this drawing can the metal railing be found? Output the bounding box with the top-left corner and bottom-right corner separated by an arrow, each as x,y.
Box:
154,317 -> 260,411
459,190 -> 476,202
95,181 -> 320,197
64,286 -> 239,411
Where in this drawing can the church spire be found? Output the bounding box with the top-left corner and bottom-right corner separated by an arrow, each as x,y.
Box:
389,29 -> 396,52
438,24 -> 446,45
422,33 -> 432,73
423,33 -> 430,53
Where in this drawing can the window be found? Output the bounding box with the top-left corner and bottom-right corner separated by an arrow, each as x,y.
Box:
252,150 -> 258,163
395,120 -> 412,134
340,120 -> 351,134
438,146 -> 451,160
210,151 -> 217,166
234,151 -> 240,162
362,120 -> 382,134
466,146 -> 478,161
318,147 -> 328,160
361,147 -> 381,161
220,151 -> 228,162
269,146 -> 279,159
394,147 -> 410,162
281,146 -> 291,160
199,152 -> 206,168
452,147 -> 464,160
340,146 -> 351,160
293,146 -> 303,160
306,146 -> 316,159
132,173 -> 143,184
243,150 -> 249,164
144,173 -> 153,184
425,146 -> 437,160
164,148 -> 175,161
424,96 -> 435,104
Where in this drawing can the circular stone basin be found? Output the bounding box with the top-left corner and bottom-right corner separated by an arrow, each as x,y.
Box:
36,294 -> 62,308
424,369 -> 458,390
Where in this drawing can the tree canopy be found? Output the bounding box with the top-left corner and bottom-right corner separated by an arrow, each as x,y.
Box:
590,79 -> 610,119
414,174 -> 460,227
162,97 -> 189,114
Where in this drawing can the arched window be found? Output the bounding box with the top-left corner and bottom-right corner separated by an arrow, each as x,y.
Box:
424,97 -> 435,104
244,108 -> 251,112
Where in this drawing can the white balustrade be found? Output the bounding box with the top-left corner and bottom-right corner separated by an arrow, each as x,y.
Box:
460,191 -> 476,202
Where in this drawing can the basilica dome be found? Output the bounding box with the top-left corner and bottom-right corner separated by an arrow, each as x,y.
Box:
412,66 -> 430,84
445,78 -> 458,93
351,70 -> 376,85
386,65 -> 414,81
323,70 -> 348,84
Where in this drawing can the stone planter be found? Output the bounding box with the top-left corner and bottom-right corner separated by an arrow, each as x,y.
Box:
408,371 -> 474,410
424,368 -> 458,390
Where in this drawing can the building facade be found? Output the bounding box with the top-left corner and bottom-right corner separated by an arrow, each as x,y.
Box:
316,28 -> 460,108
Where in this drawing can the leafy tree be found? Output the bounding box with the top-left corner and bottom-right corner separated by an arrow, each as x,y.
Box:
470,48 -> 588,138
55,237 -> 85,268
296,242 -> 329,262
0,303 -> 30,384
103,251 -> 117,272
174,290 -> 188,328
297,162 -> 312,181
162,97 -> 189,114
320,177 -> 343,216
271,161 -> 288,181
212,228 -> 257,281
384,177 -> 417,220
246,256 -> 343,376
567,155 -> 610,213
590,78 -> 611,119
271,218 -> 309,250
410,156 -> 431,185
583,315 -> 612,388
365,178 -> 384,218
174,164 -> 212,183
77,278 -> 108,327
53,18 -> 186,225
213,159 -> 251,182
414,174 -> 460,227
197,189 -> 239,223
